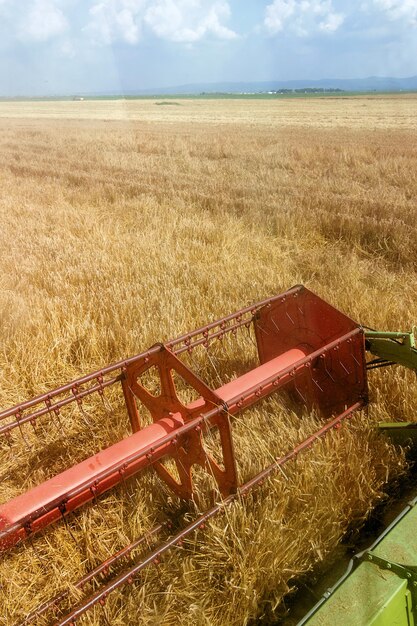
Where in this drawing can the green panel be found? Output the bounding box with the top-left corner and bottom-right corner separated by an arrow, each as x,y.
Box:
306,564 -> 411,625
365,330 -> 417,372
373,502 -> 417,565
304,504 -> 417,625
370,584 -> 413,626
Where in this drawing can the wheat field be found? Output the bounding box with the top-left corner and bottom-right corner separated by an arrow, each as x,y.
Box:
0,95 -> 416,625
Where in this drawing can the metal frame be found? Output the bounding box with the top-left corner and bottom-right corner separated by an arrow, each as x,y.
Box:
0,285 -> 371,624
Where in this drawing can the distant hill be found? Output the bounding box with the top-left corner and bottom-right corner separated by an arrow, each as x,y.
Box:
7,75 -> 416,99
125,75 -> 417,95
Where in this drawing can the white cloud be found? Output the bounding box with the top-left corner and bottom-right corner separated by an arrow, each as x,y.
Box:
372,0 -> 417,26
89,0 -> 147,45
87,0 -> 237,45
319,10 -> 344,32
144,0 -> 200,42
265,0 -> 295,33
145,0 -> 237,42
19,0 -> 69,42
265,0 -> 345,36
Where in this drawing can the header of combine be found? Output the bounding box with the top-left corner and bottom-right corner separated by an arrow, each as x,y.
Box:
1,284 -> 413,624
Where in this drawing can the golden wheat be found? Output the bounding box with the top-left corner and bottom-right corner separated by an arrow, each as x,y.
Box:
0,96 -> 416,625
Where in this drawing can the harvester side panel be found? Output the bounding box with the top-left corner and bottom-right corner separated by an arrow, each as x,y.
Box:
254,286 -> 368,415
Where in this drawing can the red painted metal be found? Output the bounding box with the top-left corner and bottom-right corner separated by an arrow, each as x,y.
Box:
254,287 -> 366,415
48,401 -> 363,626
20,522 -> 166,626
0,286 -> 368,556
0,288 -> 302,437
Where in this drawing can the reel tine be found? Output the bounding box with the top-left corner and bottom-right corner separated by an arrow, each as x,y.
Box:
27,530 -> 49,564
245,322 -> 259,351
90,486 -> 113,533
59,502 -> 81,548
119,466 -> 134,503
187,347 -> 203,378
97,375 -> 113,414
30,418 -> 39,437
45,397 -> 67,437
71,385 -> 94,428
293,368 -> 308,404
16,411 -> 33,451
18,523 -> 164,626
54,406 -> 67,436
100,392 -> 113,414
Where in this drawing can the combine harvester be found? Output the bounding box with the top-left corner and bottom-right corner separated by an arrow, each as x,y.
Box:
0,285 -> 416,625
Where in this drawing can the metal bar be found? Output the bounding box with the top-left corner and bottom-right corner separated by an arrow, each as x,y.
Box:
0,377 -> 117,437
0,329 -> 362,549
0,319 -> 253,438
1,289 -> 301,424
56,505 -> 226,625
365,331 -> 412,340
241,402 -> 362,493
0,407 -> 222,549
0,349 -> 159,422
167,286 -> 303,350
174,317 -> 252,355
365,329 -> 417,372
54,401 -> 362,626
19,522 -> 165,625
0,297 -> 275,436
225,329 -> 362,410
378,422 -> 417,447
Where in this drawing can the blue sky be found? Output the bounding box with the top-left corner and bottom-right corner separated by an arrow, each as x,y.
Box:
0,0 -> 416,96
